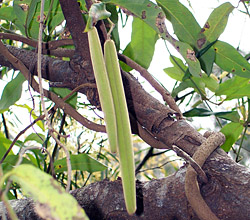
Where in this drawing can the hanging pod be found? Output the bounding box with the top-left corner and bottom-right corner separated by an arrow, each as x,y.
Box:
88,27 -> 118,153
104,39 -> 136,215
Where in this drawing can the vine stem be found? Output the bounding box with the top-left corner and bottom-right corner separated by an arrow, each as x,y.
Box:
37,0 -> 71,192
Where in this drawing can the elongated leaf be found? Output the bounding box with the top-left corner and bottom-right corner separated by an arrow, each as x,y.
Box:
50,87 -> 77,108
103,0 -> 162,33
0,132 -> 14,159
220,122 -> 244,152
26,0 -> 39,34
0,164 -> 88,220
196,3 -> 233,75
164,66 -> 184,81
127,17 -> 158,69
214,41 -> 250,78
13,0 -> 39,38
0,7 -> 17,22
2,155 -> 33,174
24,133 -> 45,145
157,0 -> 200,48
54,154 -> 108,173
200,73 -> 218,92
103,0 -> 201,77
215,76 -> 250,100
200,3 -> 234,45
183,108 -> 240,122
16,104 -> 45,131
198,46 -> 215,76
165,56 -> 218,91
0,73 -> 25,112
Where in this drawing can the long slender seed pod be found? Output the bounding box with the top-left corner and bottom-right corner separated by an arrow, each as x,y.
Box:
104,39 -> 136,215
88,27 -> 118,153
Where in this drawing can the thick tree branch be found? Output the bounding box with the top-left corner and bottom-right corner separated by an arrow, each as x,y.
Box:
1,152 -> 250,220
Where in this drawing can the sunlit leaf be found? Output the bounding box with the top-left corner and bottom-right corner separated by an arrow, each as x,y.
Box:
220,122 -> 244,152
13,0 -> 39,38
104,0 -> 201,77
128,17 -> 158,69
0,73 -> 25,112
50,87 -> 77,108
0,164 -> 88,220
214,41 -> 250,78
1,155 -> 33,174
16,104 -> 45,131
199,3 -> 234,46
183,108 -> 240,122
215,76 -> 250,100
0,7 -> 17,22
157,0 -> 200,48
26,0 -> 40,34
164,66 -> 184,81
0,132 -> 14,159
24,133 -> 45,145
200,73 -> 218,92
54,154 -> 108,173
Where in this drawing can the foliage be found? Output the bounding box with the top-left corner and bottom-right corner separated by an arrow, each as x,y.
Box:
0,0 -> 250,218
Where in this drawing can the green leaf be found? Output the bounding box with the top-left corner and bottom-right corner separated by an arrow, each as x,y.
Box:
200,73 -> 218,92
0,132 -> 14,159
199,3 -> 234,45
1,164 -> 89,220
85,2 -> 111,31
2,155 -> 33,174
215,76 -> 250,100
196,3 -> 233,75
13,0 -> 40,38
164,66 -> 184,81
170,55 -> 187,71
103,0 -> 201,77
214,41 -> 250,78
24,133 -> 45,145
26,0 -> 40,34
0,73 -> 25,112
103,0 -> 162,34
50,87 -> 77,108
177,41 -> 201,77
16,104 -> 45,131
156,0 -> 201,48
126,17 -> 158,69
183,108 -> 240,122
0,7 -> 17,22
120,43 -> 133,72
220,122 -> 244,152
54,154 -> 108,173
198,47 -> 215,75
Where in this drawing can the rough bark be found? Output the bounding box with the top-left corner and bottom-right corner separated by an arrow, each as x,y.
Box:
1,151 -> 250,220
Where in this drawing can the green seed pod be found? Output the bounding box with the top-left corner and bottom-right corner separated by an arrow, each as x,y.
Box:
104,39 -> 136,215
88,27 -> 118,153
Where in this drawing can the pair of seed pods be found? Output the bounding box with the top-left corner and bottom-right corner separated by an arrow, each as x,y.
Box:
88,27 -> 136,215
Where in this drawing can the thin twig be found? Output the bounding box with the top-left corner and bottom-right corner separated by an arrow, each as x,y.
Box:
172,145 -> 208,183
0,41 -> 106,132
118,53 -> 182,118
37,0 -> 71,192
136,159 -> 181,174
0,110 -> 54,164
0,33 -> 73,50
135,147 -> 154,174
1,113 -> 9,139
